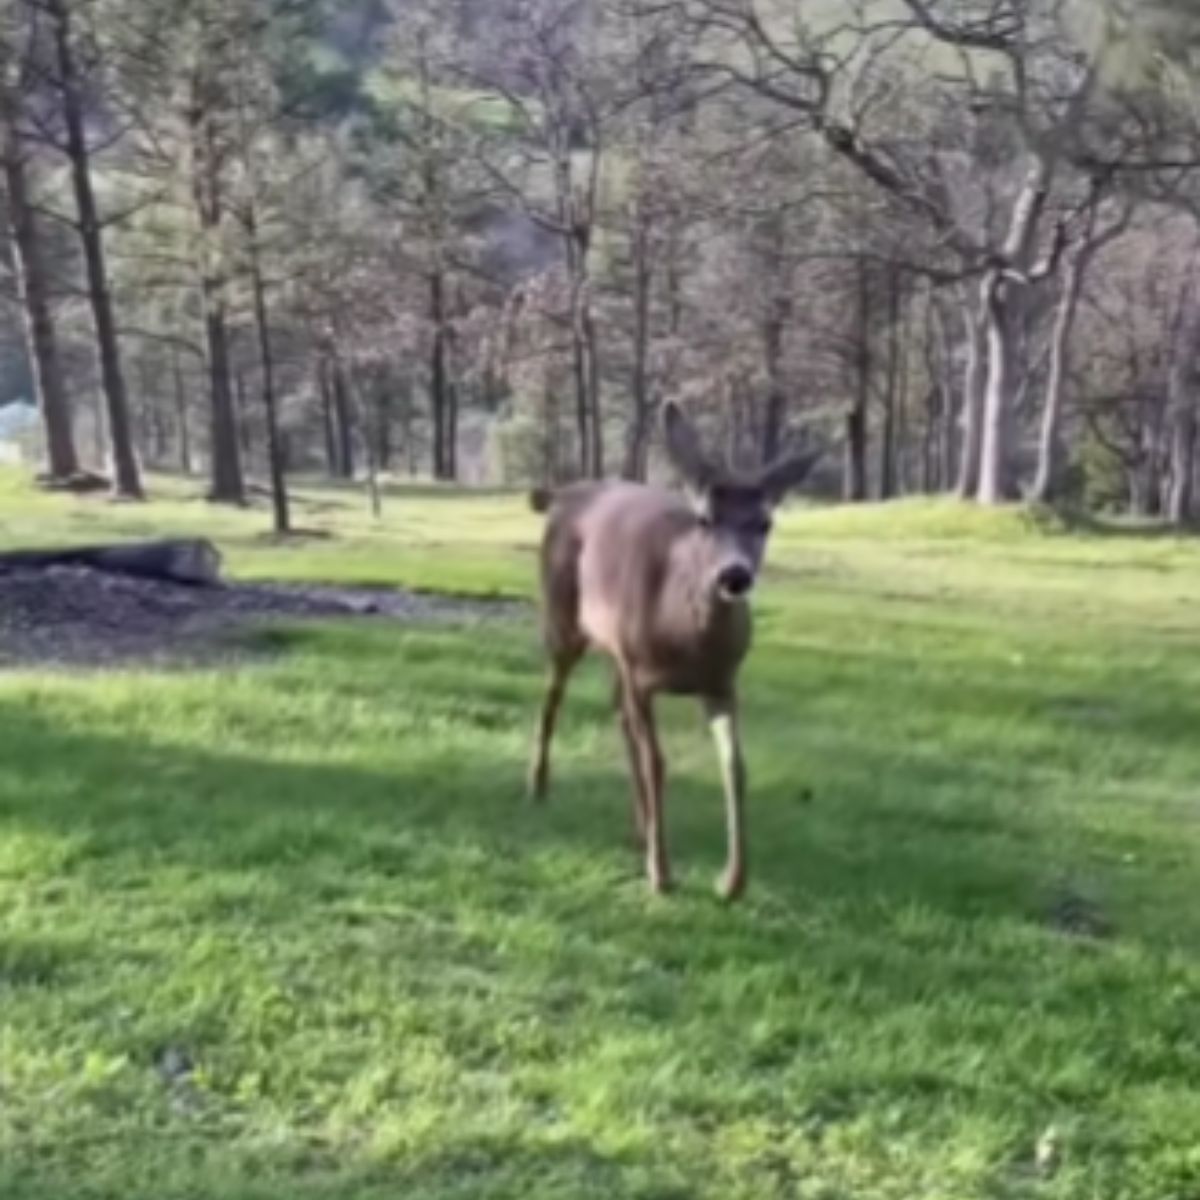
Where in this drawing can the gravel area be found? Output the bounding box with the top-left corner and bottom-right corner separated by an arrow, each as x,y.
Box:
0,565 -> 524,669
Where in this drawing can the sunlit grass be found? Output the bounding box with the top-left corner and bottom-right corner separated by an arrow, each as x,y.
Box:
1,468 -> 1199,1197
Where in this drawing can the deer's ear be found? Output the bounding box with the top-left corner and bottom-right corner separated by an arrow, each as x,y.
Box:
662,401 -> 717,491
759,448 -> 821,506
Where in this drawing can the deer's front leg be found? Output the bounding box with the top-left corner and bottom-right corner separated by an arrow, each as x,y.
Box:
624,677 -> 670,893
705,694 -> 747,902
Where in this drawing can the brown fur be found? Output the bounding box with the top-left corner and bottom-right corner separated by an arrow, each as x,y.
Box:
527,404 -> 817,901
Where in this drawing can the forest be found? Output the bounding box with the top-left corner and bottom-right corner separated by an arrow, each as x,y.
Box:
7,6 -> 1200,1197
3,0 -> 1200,531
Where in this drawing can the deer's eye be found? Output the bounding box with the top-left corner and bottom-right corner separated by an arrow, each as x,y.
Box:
753,518 -> 773,536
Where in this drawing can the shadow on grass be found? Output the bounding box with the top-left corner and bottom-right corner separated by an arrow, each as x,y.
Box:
0,660 -> 1197,1198
286,475 -> 525,504
0,686 -> 1086,941
1026,502 -> 1195,541
0,1133 -> 650,1200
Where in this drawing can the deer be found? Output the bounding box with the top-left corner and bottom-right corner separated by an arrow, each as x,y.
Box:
527,401 -> 817,902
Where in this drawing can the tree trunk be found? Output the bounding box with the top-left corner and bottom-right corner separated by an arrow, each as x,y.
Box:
1167,307 -> 1200,526
144,366 -> 168,465
761,292 -> 790,467
569,304 -> 590,477
448,381 -> 460,480
542,368 -> 561,484
1033,201 -> 1130,505
583,290 -> 602,479
1031,248 -> 1089,504
1128,468 -> 1148,518
1161,270 -> 1200,525
189,72 -> 243,504
332,361 -> 355,478
1142,395 -> 1166,518
623,206 -> 654,481
956,279 -> 990,498
247,204 -> 289,535
896,290 -> 911,494
204,299 -> 243,501
977,279 -> 1021,504
564,216 -> 601,479
2,121 -> 78,479
1168,407 -> 1196,526
341,364 -> 381,518
879,270 -> 900,499
977,158 -> 1054,506
235,369 -> 251,464
401,381 -> 417,476
92,392 -> 105,465
922,387 -> 940,492
375,381 -> 393,472
921,295 -> 946,491
430,271 -> 449,479
155,406 -> 169,466
50,0 -> 141,499
172,348 -> 191,474
414,38 -> 457,484
845,260 -> 870,502
317,358 -> 338,476
932,302 -> 958,492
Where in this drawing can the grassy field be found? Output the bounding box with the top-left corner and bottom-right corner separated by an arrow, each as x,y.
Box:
1,470 -> 1200,1199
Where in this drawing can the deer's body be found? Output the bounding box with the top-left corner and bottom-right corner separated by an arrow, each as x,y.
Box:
543,481 -> 751,696
529,404 -> 815,901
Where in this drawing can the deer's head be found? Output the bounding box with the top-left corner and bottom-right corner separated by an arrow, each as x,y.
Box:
663,401 -> 818,603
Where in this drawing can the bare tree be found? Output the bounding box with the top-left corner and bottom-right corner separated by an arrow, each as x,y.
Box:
662,0 -> 1186,504
1031,189 -> 1133,502
0,39 -> 78,479
42,0 -> 142,496
466,0 -> 624,479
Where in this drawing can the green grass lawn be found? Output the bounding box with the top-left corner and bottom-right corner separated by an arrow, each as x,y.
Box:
2,471 -> 1200,1199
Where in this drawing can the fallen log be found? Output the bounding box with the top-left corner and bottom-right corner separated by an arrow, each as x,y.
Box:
34,470 -> 111,494
0,538 -> 223,587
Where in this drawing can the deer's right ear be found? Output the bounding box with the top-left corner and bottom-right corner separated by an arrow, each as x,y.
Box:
662,402 -> 717,492
759,447 -> 823,506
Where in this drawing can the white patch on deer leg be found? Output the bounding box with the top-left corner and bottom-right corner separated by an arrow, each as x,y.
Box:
634,696 -> 670,893
709,706 -> 747,901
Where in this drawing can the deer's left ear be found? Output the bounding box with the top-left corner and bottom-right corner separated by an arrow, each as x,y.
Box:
758,448 -> 821,506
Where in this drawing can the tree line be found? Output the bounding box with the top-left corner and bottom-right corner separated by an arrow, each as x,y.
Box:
3,0 -> 1200,529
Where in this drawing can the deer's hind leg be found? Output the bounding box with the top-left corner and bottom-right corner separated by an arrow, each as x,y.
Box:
529,513 -> 586,804
613,673 -> 648,846
529,644 -> 583,803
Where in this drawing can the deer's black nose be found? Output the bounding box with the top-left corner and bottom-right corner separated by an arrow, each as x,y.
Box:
717,564 -> 754,597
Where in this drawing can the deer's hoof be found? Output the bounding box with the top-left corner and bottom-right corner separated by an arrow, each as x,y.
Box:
647,870 -> 673,896
527,769 -> 549,804
716,869 -> 746,903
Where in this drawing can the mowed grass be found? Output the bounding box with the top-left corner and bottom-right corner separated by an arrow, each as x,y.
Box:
1,471 -> 1200,1199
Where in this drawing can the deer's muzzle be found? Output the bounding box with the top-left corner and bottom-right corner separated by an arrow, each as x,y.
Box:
716,563 -> 754,600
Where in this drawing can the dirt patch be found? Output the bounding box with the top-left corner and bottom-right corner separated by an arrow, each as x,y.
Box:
1044,881 -> 1113,941
0,565 -> 525,669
